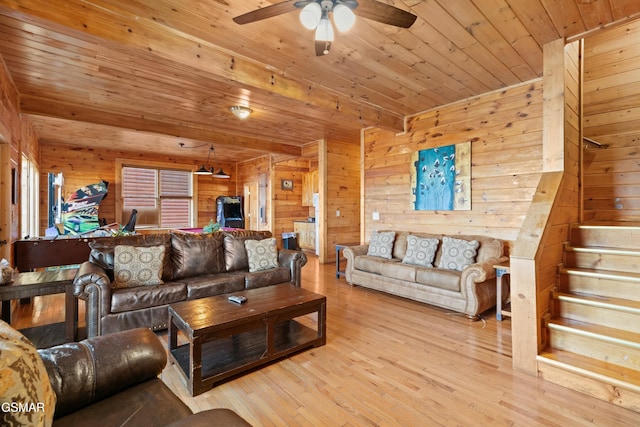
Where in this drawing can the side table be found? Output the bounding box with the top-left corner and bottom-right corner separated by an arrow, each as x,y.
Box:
493,261 -> 511,321
335,243 -> 359,279
0,268 -> 78,345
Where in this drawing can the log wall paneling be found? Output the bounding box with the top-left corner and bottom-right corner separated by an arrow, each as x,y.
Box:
583,19 -> 640,223
0,53 -> 38,260
323,138 -> 360,263
272,157 -> 310,248
362,79 -> 545,249
38,144 -> 236,233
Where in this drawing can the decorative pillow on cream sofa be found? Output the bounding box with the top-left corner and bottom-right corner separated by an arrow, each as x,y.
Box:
0,320 -> 56,427
245,238 -> 278,272
438,236 -> 479,271
367,231 -> 396,259
113,245 -> 165,288
402,235 -> 439,267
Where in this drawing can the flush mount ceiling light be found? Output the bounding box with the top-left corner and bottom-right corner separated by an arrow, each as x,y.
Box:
230,105 -> 252,120
233,0 -> 417,56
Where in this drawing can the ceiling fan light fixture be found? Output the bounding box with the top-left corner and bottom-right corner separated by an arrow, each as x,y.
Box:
230,105 -> 252,120
300,2 -> 322,30
333,4 -> 355,32
315,17 -> 334,42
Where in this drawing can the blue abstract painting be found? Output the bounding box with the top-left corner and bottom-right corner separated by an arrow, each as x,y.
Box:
410,142 -> 471,211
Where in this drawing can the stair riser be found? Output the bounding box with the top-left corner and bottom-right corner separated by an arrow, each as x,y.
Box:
537,361 -> 640,413
571,227 -> 640,250
549,329 -> 640,371
565,251 -> 640,274
556,300 -> 640,334
559,273 -> 640,300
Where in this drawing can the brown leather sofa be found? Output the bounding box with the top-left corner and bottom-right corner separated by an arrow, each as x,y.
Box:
73,230 -> 307,337
14,324 -> 251,426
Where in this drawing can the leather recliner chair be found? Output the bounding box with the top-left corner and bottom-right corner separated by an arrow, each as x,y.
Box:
38,328 -> 252,426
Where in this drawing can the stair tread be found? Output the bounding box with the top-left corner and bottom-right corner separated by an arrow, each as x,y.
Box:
559,266 -> 640,281
539,348 -> 640,387
548,317 -> 640,346
565,245 -> 640,255
554,291 -> 640,310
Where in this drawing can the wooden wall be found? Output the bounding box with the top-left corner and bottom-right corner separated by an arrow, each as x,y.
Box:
583,19 -> 640,223
272,157 -> 310,247
38,143 -> 237,232
0,53 -> 39,261
361,80 -> 545,251
321,138 -> 360,262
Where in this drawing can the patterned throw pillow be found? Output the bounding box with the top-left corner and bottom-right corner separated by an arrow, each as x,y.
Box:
402,235 -> 439,267
438,236 -> 480,271
113,245 -> 165,288
244,238 -> 278,272
367,231 -> 396,259
0,320 -> 56,427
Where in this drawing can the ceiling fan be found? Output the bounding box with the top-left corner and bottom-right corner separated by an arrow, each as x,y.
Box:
233,0 -> 417,56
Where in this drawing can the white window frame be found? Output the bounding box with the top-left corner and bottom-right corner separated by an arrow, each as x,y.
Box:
20,154 -> 39,238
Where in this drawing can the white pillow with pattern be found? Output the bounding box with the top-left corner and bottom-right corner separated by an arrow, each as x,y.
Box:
402,235 -> 439,267
438,236 -> 479,271
367,231 -> 396,259
244,238 -> 278,272
113,245 -> 165,288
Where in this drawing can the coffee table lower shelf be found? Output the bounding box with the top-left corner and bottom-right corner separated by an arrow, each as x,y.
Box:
170,319 -> 320,394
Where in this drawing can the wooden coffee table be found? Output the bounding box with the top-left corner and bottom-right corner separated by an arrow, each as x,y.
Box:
168,284 -> 326,396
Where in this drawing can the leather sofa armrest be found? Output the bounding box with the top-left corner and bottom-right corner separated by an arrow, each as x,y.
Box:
343,245 -> 368,284
73,261 -> 113,338
38,328 -> 166,419
278,249 -> 307,287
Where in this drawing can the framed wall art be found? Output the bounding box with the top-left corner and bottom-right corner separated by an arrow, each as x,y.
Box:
410,141 -> 471,211
281,179 -> 293,191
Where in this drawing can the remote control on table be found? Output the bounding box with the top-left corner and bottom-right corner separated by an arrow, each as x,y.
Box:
228,295 -> 247,304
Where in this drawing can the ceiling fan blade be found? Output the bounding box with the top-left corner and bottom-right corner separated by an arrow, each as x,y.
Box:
315,40 -> 331,56
233,0 -> 300,25
355,0 -> 417,28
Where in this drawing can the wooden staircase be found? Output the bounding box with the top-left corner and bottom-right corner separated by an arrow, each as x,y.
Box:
537,224 -> 640,412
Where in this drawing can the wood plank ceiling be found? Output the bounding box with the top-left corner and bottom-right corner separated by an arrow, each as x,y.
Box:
0,0 -> 638,163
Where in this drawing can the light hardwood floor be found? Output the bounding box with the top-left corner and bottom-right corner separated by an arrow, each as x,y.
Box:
12,258 -> 640,426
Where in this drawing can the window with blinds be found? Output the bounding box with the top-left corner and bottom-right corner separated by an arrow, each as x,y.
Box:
122,166 -> 193,228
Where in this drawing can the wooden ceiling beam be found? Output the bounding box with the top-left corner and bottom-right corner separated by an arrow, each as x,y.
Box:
20,95 -> 302,157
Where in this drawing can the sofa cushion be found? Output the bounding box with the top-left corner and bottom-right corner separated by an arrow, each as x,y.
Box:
181,274 -> 245,300
354,255 -> 400,275
438,236 -> 480,271
113,245 -> 165,288
170,232 -> 225,279
245,238 -> 278,272
381,262 -> 417,282
402,235 -> 439,267
416,267 -> 461,292
0,320 -> 56,427
224,233 -> 270,272
110,282 -> 187,313
89,234 -> 174,281
367,231 -> 396,259
244,267 -> 291,289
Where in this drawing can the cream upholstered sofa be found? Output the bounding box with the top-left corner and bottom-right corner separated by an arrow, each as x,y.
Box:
343,231 -> 508,320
